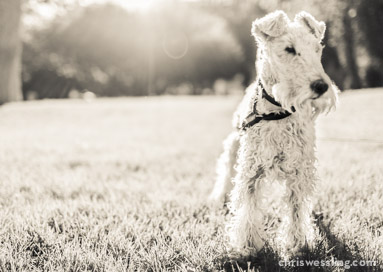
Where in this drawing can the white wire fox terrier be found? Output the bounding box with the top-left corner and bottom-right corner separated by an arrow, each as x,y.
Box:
210,10 -> 338,254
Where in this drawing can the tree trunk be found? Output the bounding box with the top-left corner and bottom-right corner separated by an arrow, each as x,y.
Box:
342,7 -> 362,89
0,0 -> 22,104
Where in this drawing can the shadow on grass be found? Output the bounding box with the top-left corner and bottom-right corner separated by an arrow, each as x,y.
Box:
314,213 -> 381,272
214,213 -> 381,272
217,247 -> 284,272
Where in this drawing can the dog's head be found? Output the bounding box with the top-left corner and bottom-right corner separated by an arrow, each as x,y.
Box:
252,10 -> 338,116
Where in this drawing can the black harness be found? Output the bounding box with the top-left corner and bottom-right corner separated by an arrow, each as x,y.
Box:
240,80 -> 295,131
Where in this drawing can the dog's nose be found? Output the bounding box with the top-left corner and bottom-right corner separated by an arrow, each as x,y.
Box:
310,79 -> 328,95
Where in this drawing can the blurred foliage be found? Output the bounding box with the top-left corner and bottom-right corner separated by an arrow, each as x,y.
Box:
356,0 -> 383,87
22,2 -> 243,98
357,0 -> 383,65
21,0 -> 383,99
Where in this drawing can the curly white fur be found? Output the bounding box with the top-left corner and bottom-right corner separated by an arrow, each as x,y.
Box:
210,10 -> 339,255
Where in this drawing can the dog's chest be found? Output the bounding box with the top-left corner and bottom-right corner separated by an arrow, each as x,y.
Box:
245,118 -> 316,157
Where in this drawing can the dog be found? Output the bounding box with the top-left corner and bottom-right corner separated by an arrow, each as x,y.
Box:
210,10 -> 338,255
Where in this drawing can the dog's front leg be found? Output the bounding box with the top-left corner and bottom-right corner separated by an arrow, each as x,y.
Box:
227,167 -> 266,254
283,172 -> 316,253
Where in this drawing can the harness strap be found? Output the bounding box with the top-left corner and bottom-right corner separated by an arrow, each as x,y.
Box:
240,80 -> 295,131
259,80 -> 296,112
260,81 -> 282,108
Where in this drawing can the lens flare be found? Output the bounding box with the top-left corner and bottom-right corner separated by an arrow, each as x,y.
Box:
162,31 -> 189,60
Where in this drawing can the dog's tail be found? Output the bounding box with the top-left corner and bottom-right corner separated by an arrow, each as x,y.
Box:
209,131 -> 240,203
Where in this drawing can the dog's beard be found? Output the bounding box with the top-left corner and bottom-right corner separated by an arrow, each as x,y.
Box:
311,83 -> 338,117
272,82 -> 338,119
272,83 -> 311,114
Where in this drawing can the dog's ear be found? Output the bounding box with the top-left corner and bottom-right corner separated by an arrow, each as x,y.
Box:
295,11 -> 326,40
251,10 -> 290,42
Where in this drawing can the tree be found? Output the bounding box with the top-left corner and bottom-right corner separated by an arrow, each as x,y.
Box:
342,3 -> 361,89
357,0 -> 383,87
0,0 -> 22,103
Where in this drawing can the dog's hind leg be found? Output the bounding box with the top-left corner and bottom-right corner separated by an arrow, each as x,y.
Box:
209,131 -> 240,203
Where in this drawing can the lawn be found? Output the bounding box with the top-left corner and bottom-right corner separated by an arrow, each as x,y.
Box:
0,89 -> 382,271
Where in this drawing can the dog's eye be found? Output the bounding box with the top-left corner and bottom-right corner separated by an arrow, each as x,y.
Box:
285,47 -> 296,55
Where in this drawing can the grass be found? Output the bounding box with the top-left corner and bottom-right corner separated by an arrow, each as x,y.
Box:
0,89 -> 382,271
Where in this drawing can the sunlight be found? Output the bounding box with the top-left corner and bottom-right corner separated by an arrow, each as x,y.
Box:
96,0 -> 155,12
23,0 -> 156,29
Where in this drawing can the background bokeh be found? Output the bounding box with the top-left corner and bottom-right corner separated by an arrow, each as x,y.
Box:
20,0 -> 383,99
